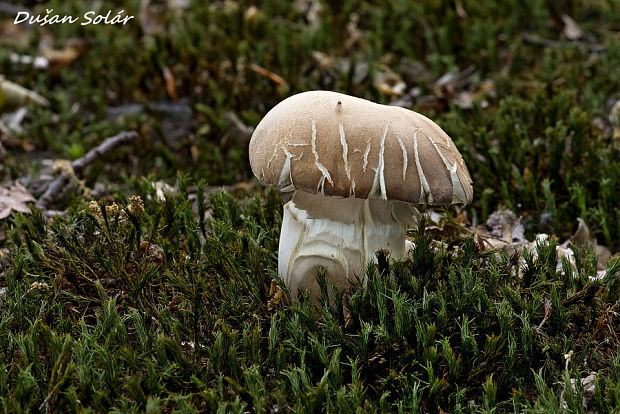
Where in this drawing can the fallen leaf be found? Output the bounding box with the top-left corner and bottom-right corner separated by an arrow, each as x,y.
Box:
1,107 -> 29,145
140,241 -> 164,263
268,279 -> 278,297
432,65 -> 477,99
560,372 -> 596,410
267,279 -> 284,310
568,217 -> 591,246
485,209 -> 526,243
311,51 -> 333,69
596,245 -> 612,272
41,39 -> 90,74
562,14 -> 583,40
41,46 -> 78,66
152,181 -> 176,202
453,90 -> 475,109
0,181 -> 36,219
374,67 -> 406,96
162,66 -> 178,101
562,218 -> 612,275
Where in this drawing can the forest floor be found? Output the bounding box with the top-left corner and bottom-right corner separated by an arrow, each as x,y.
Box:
1,0 -> 620,412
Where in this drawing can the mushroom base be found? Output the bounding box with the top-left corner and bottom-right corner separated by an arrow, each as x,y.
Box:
279,191 -> 417,299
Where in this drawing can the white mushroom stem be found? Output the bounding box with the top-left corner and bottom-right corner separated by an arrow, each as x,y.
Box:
278,191 -> 417,298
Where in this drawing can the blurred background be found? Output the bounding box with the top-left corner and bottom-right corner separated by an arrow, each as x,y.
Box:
1,0 -> 619,244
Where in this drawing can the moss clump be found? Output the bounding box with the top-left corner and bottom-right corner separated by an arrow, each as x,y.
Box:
0,184 -> 618,412
2,0 -> 620,411
2,0 -> 620,247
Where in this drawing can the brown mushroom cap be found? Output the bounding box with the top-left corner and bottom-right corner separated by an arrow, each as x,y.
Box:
249,90 -> 473,205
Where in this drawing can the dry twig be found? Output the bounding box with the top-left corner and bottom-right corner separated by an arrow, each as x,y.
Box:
36,131 -> 138,210
521,32 -> 607,53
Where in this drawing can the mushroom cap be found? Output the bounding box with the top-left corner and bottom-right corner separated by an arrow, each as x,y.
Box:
249,90 -> 473,205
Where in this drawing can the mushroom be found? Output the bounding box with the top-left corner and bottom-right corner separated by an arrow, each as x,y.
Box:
249,91 -> 473,299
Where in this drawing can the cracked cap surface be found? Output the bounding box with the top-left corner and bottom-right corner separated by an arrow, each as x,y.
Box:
249,90 -> 473,205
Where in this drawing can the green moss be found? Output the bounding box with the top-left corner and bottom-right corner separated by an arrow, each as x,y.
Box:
2,0 -> 620,411
0,184 -> 617,411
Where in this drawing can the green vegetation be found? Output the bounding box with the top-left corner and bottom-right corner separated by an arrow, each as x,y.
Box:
2,187 -> 620,412
1,0 -> 620,411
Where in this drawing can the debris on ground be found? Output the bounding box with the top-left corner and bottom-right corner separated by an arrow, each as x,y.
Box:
0,181 -> 35,220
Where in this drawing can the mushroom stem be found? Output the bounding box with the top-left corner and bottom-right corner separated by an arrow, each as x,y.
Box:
279,191 -> 417,298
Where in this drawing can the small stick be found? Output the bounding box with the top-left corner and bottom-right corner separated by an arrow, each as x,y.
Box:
36,131 -> 138,210
521,32 -> 607,53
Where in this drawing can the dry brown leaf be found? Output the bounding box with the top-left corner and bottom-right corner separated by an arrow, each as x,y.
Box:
268,279 -> 278,297
562,218 -> 613,275
374,67 -> 406,96
162,66 -> 178,101
140,241 -> 164,263
0,181 -> 36,220
485,209 -> 525,243
267,279 -> 284,310
474,233 -> 486,252
560,372 -> 596,410
568,217 -> 591,246
432,65 -> 476,98
596,245 -> 612,272
41,46 -> 79,66
41,39 -> 89,73
592,307 -> 618,341
562,14 -> 583,40
311,51 -> 333,69
453,91 -> 475,109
